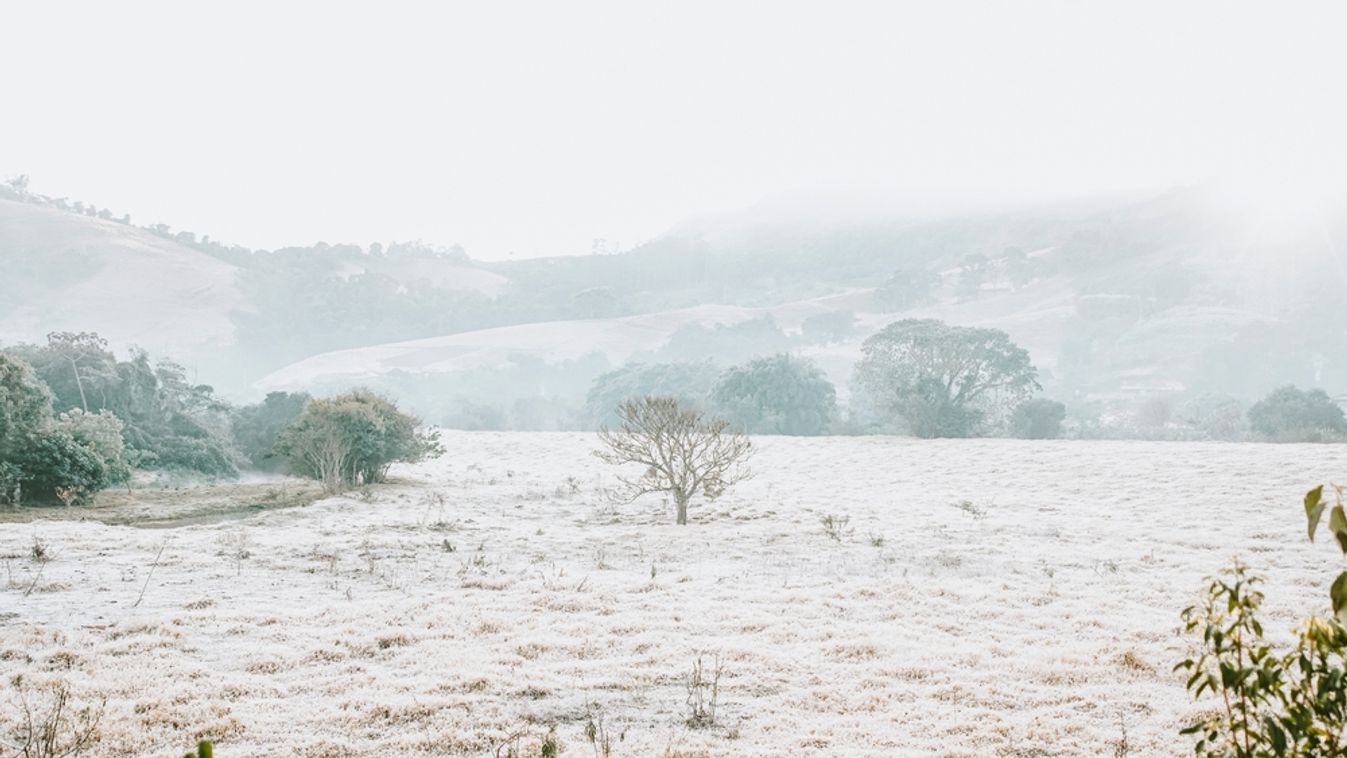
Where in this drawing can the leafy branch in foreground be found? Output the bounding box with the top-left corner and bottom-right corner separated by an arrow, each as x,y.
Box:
1175,482 -> 1347,756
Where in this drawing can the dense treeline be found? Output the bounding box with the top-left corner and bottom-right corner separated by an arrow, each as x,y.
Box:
0,333 -> 436,503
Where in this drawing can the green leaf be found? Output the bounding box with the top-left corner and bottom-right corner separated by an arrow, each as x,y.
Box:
1333,572 -> 1347,623
1331,505 -> 1347,555
1307,485 -> 1327,541
1266,717 -> 1286,754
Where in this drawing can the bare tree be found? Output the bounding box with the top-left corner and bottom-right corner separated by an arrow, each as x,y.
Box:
594,396 -> 752,525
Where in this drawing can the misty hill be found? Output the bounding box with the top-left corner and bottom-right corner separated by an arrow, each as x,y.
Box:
0,198 -> 246,365
4,182 -> 1344,426
263,185 -> 1347,426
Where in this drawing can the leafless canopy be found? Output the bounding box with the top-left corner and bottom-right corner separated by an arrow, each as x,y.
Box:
594,396 -> 752,525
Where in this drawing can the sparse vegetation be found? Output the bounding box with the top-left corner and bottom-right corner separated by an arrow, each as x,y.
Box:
1,676 -> 104,758
684,654 -> 723,729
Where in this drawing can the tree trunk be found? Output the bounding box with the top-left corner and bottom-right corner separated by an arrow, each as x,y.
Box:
69,358 -> 89,412
675,493 -> 689,525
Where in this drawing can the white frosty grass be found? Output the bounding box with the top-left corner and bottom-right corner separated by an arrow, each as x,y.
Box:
3,434 -> 1346,756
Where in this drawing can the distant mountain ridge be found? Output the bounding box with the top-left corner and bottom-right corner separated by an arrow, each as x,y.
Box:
2,181 -> 1343,410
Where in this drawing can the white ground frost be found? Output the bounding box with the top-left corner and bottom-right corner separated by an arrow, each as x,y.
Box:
3,434 -> 1345,756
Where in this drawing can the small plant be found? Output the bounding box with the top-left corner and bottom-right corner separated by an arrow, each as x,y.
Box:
583,704 -> 613,758
820,514 -> 852,542
1111,711 -> 1129,758
183,741 -> 213,758
867,533 -> 885,548
30,537 -> 50,563
685,654 -> 723,728
1,676 -> 105,758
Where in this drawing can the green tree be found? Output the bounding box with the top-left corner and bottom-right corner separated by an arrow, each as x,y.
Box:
711,354 -> 835,435
1248,385 -> 1347,441
7,339 -> 239,476
0,354 -> 53,502
853,319 -> 1039,438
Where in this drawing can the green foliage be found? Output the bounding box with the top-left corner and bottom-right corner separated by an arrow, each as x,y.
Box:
13,410 -> 131,504
6,335 -> 239,476
1248,386 -> 1347,442
231,391 -> 310,469
1177,561 -> 1289,756
799,311 -> 856,345
0,353 -> 52,462
1009,398 -> 1067,440
1175,483 -> 1347,756
710,354 -> 836,435
184,740 -> 213,758
853,319 -> 1039,438
0,354 -> 130,504
277,390 -> 441,492
584,361 -> 721,428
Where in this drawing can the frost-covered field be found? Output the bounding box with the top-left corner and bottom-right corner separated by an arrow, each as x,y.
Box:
3,434 -> 1346,757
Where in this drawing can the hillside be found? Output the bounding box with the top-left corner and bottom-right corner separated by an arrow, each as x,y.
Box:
0,198 -> 247,361
5,183 -> 1344,418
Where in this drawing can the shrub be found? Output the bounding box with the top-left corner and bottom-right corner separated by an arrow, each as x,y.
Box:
16,411 -> 131,504
0,355 -> 129,504
710,354 -> 836,435
277,391 -> 441,492
594,396 -> 751,525
1009,398 -> 1066,439
1248,385 -> 1347,441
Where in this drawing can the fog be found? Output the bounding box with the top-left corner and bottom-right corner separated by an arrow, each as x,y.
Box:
3,1 -> 1345,259
10,4 -> 1347,756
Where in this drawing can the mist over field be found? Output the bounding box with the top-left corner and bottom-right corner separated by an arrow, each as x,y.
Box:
3,2 -> 1347,756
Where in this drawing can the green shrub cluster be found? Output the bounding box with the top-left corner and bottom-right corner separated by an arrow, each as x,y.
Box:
0,354 -> 130,504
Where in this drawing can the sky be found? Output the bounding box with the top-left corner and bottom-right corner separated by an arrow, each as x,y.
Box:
2,1 -> 1345,260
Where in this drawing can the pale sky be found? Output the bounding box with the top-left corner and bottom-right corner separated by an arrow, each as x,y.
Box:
2,1 -> 1345,260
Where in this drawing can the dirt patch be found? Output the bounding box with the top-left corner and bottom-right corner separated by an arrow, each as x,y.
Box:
0,480 -> 326,528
